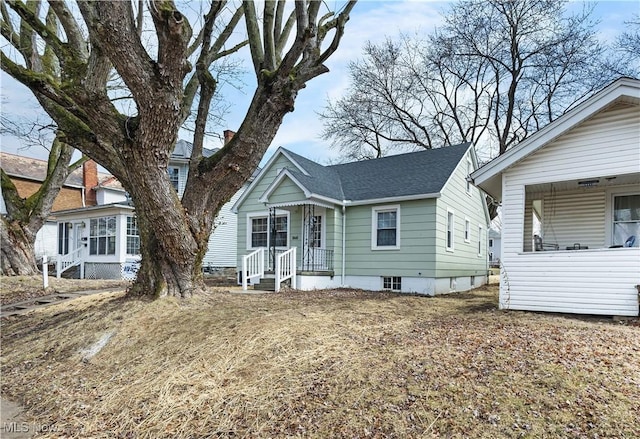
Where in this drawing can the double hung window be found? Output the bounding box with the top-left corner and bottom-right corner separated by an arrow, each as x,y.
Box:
126,216 -> 140,255
248,213 -> 289,249
372,206 -> 400,249
446,210 -> 455,251
168,167 -> 180,191
89,216 -> 117,255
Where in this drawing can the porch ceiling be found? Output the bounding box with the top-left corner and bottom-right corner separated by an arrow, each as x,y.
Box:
525,172 -> 640,194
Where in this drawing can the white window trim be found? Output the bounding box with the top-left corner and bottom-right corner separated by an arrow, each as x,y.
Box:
446,208 -> 455,252
477,225 -> 483,257
246,210 -> 291,250
125,216 -> 140,255
466,158 -> 473,195
605,186 -> 640,246
464,217 -> 471,243
168,166 -> 181,190
371,204 -> 401,250
382,276 -> 402,292
89,215 -> 117,256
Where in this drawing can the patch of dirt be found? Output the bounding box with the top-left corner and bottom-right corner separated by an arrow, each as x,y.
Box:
0,276 -> 129,305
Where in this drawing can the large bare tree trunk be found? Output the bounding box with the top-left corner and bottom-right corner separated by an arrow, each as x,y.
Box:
123,151 -> 204,298
0,219 -> 38,276
2,0 -> 356,298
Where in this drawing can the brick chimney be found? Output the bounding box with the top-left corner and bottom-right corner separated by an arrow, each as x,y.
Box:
83,160 -> 98,206
223,130 -> 236,145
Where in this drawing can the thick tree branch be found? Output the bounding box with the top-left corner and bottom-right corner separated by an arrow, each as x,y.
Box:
263,1 -> 277,71
243,1 -> 264,74
78,1 -> 155,102
0,168 -> 26,220
6,0 -> 70,66
48,0 -> 89,60
317,1 -> 356,65
1,52 -> 80,114
206,5 -> 245,64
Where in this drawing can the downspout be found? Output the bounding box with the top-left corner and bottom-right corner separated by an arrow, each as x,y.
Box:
486,224 -> 490,284
81,187 -> 86,207
341,204 -> 346,287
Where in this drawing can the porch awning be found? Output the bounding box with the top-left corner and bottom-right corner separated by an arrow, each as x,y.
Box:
266,199 -> 335,210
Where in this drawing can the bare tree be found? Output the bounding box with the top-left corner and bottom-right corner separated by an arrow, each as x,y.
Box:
322,0 -> 630,161
1,0 -> 356,297
609,14 -> 640,76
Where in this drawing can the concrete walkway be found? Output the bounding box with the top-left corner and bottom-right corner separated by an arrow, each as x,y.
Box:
1,288 -> 125,318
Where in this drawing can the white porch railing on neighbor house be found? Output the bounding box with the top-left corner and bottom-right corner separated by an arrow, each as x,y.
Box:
275,247 -> 297,292
242,248 -> 265,291
57,247 -> 85,279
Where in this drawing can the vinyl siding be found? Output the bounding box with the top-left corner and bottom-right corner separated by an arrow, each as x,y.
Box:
540,190 -> 606,250
203,186 -> 245,267
523,198 -> 535,252
344,199 -> 437,277
500,249 -> 640,316
506,105 -> 639,185
237,149 -> 491,283
237,155 -> 303,267
435,150 -> 489,278
500,104 -> 640,316
267,177 -> 307,205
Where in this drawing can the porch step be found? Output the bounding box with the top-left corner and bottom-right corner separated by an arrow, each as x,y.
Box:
252,277 -> 292,291
59,264 -> 81,279
253,277 -> 276,291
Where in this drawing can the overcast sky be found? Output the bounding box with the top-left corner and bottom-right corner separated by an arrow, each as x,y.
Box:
1,0 -> 637,167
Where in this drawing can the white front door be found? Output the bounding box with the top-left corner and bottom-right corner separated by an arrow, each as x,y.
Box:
302,209 -> 326,270
72,222 -> 85,255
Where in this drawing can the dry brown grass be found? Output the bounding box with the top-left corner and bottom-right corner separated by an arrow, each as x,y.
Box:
1,285 -> 639,438
0,276 -> 129,305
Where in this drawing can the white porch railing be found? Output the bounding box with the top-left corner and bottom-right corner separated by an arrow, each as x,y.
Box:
275,247 -> 296,292
57,247 -> 85,279
242,248 -> 265,291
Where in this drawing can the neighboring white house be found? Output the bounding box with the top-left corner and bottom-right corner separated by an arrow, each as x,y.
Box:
2,135 -> 246,279
471,77 -> 640,317
488,228 -> 501,267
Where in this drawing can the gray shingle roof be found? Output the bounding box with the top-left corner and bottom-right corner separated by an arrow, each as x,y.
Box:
280,150 -> 345,200
173,140 -> 218,158
282,143 -> 471,202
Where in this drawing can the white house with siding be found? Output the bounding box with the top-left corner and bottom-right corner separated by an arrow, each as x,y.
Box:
470,77 -> 640,317
50,138 -> 245,278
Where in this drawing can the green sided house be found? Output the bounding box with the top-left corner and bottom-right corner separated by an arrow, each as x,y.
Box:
232,142 -> 491,294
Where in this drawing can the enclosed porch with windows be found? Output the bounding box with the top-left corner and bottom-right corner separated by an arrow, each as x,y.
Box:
53,204 -> 141,280
241,202 -> 341,291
